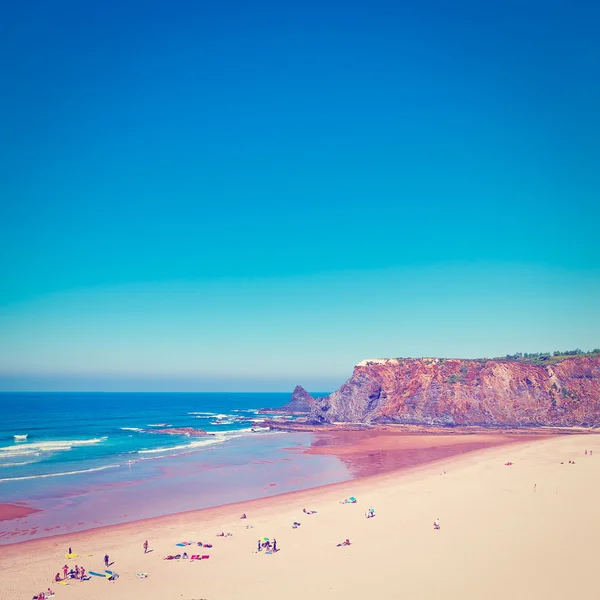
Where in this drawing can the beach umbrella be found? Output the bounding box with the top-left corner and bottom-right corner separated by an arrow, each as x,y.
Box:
263,537 -> 269,541
349,496 -> 356,501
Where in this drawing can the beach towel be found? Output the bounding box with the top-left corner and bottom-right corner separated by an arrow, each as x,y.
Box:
201,555 -> 210,560
136,573 -> 149,578
58,580 -> 69,585
65,552 -> 79,558
105,570 -> 113,575
176,543 -> 186,547
164,556 -> 174,560
190,555 -> 200,560
89,571 -> 107,577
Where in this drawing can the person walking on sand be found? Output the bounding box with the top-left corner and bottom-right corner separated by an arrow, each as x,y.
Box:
144,540 -> 148,553
534,483 -> 536,492
257,539 -> 261,552
104,554 -> 109,567
273,539 -> 277,552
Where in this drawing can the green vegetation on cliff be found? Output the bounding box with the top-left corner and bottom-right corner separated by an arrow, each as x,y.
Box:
500,349 -> 600,366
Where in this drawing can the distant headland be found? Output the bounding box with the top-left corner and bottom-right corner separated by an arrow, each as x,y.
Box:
268,350 -> 600,429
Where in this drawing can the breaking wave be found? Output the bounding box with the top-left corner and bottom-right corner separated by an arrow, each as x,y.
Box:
0,463 -> 120,482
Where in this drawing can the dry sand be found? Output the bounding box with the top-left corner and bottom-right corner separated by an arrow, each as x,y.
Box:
1,433 -> 598,600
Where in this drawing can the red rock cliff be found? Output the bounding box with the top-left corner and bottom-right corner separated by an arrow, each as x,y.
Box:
308,357 -> 600,427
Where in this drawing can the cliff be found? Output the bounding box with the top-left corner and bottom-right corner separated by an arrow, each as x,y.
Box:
308,357 -> 600,428
261,385 -> 315,414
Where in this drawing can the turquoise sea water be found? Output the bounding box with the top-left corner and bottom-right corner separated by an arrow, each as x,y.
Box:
0,392 -> 304,481
0,392 -> 351,544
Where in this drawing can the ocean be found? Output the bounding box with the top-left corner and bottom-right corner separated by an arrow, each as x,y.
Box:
0,392 -> 351,544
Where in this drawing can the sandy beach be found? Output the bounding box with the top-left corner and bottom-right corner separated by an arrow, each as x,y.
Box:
1,432 -> 598,600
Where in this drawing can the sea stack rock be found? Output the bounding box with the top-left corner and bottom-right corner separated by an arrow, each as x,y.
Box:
260,385 -> 316,414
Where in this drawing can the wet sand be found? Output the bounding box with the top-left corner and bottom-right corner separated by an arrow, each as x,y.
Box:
0,503 -> 40,521
306,430 -> 544,477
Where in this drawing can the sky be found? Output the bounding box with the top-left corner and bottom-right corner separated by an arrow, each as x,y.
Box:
1,1 -> 599,391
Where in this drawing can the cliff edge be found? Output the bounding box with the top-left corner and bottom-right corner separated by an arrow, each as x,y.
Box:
307,356 -> 600,427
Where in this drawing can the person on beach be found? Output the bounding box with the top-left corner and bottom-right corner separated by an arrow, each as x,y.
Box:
80,566 -> 86,580
257,540 -> 261,552
62,565 -> 68,579
434,518 -> 440,530
104,554 -> 109,567
241,513 -> 247,519
144,540 -> 148,553
74,565 -> 79,578
337,539 -> 351,546
273,539 -> 277,552
68,547 -> 72,555
534,484 -> 536,492
55,573 -> 61,583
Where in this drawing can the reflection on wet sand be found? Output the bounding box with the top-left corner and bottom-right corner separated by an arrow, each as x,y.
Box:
307,431 -> 546,478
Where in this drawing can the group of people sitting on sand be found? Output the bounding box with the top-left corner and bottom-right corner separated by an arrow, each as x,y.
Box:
336,538 -> 351,547
303,508 -> 317,514
32,589 -> 54,599
504,461 -> 514,466
339,497 -> 357,504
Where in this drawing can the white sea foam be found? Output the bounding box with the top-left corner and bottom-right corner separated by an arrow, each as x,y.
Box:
121,427 -> 143,432
0,463 -> 120,482
135,426 -> 273,457
146,424 -> 172,427
0,438 -> 107,458
137,436 -> 227,454
0,460 -> 38,467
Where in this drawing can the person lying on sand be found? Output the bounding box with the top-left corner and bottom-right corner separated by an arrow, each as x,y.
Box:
292,521 -> 301,528
336,539 -> 351,547
303,508 -> 317,514
216,532 -> 232,537
433,518 -> 440,530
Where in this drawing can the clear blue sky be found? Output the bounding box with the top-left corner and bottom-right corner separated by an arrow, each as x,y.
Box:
1,1 -> 599,391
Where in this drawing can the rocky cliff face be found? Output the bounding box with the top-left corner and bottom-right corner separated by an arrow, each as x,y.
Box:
308,357 -> 600,427
261,385 -> 315,414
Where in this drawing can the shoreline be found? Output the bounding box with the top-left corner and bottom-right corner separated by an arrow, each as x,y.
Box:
0,430 -> 540,553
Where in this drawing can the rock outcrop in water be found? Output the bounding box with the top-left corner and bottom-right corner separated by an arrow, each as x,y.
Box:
307,356 -> 600,427
261,385 -> 315,414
